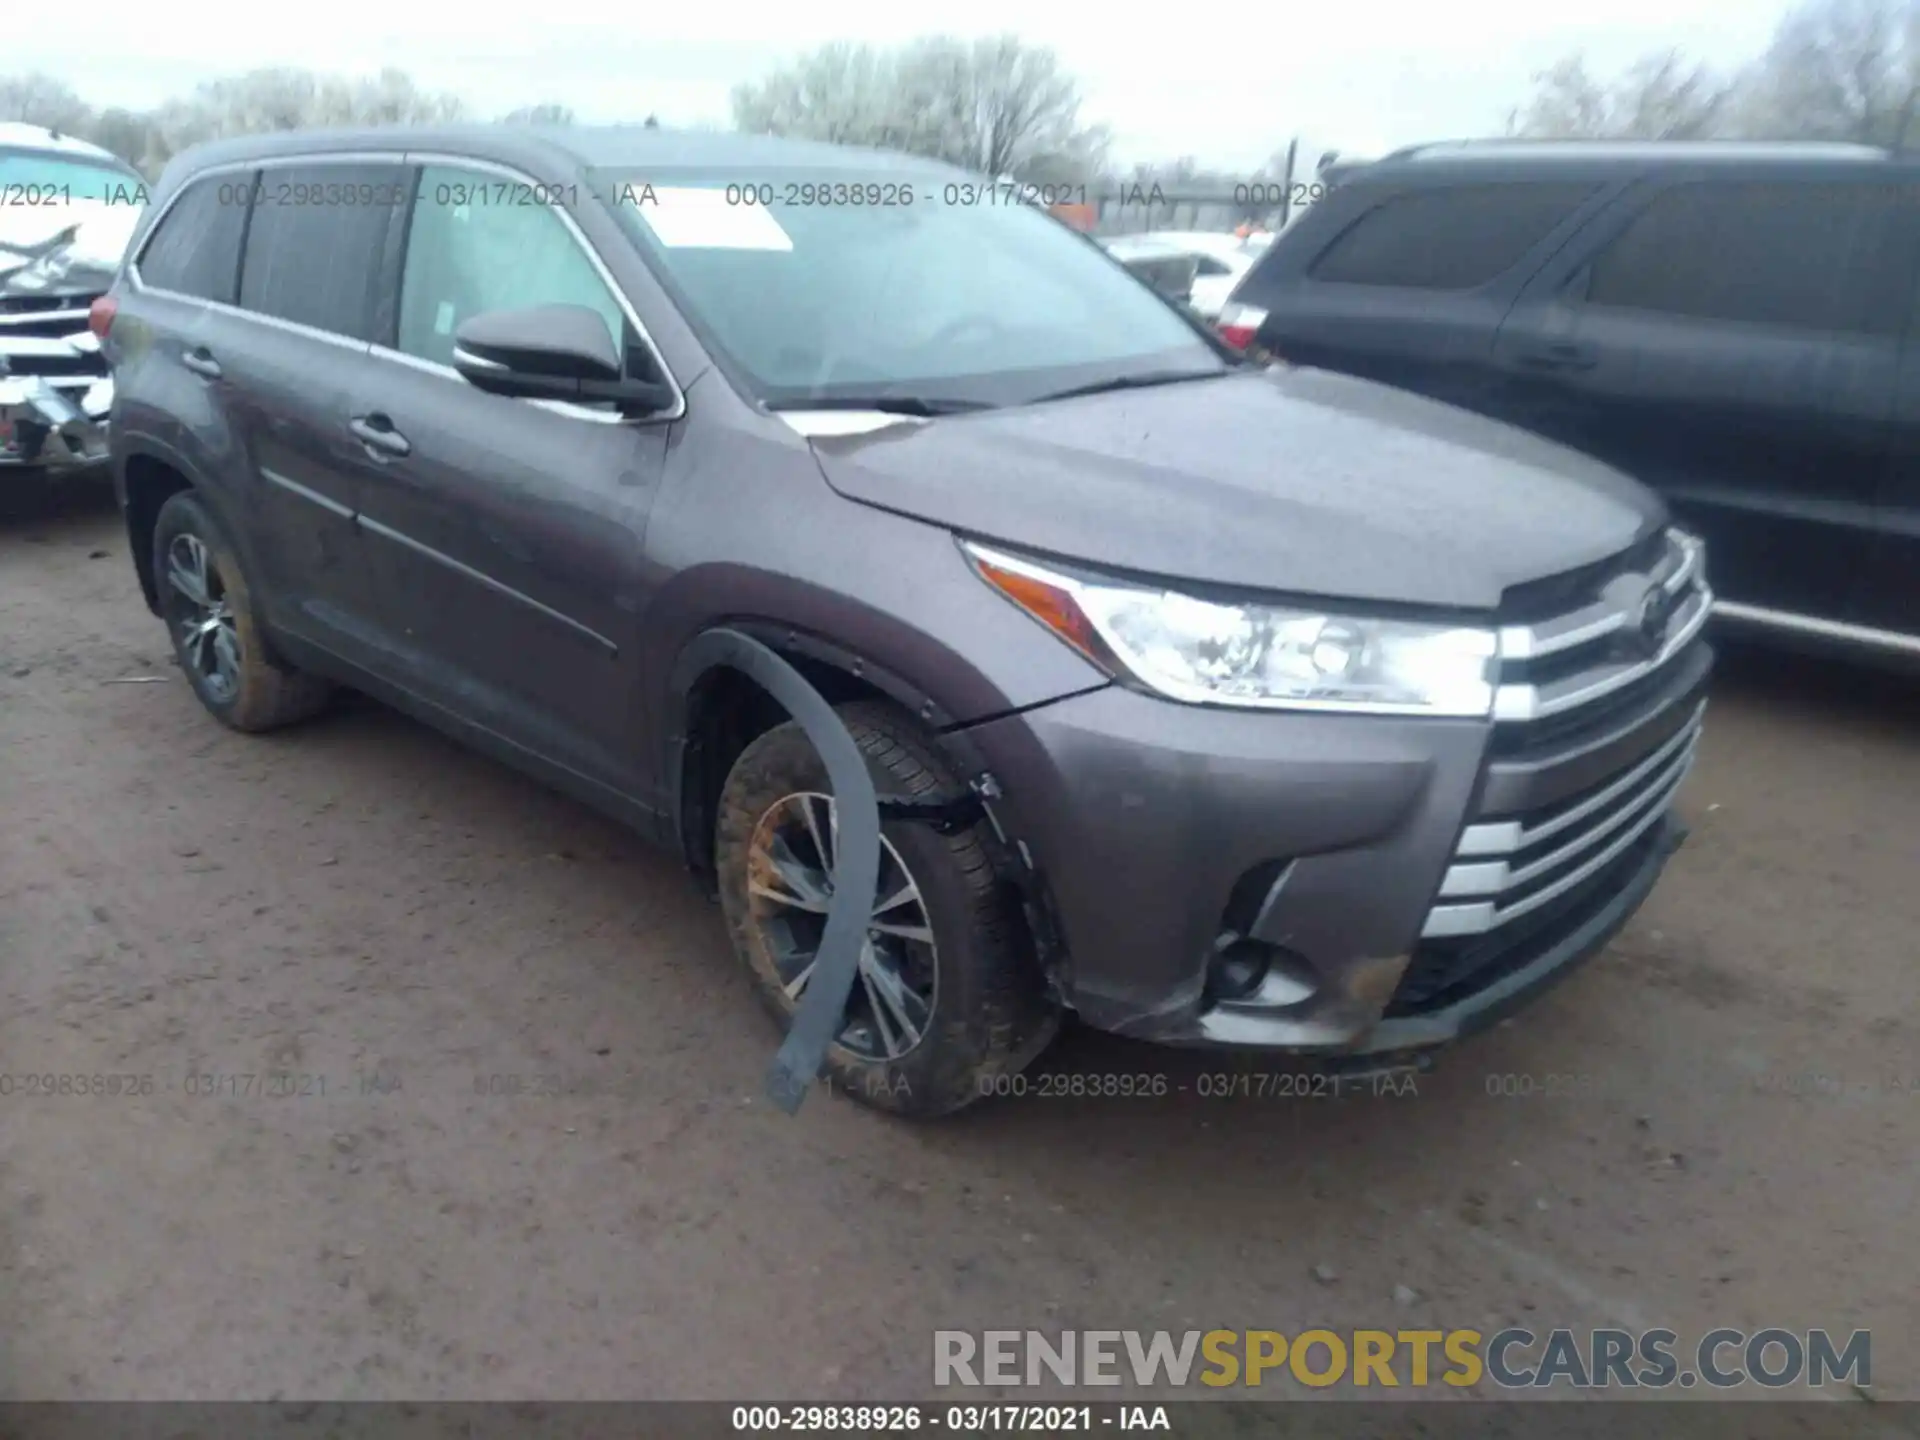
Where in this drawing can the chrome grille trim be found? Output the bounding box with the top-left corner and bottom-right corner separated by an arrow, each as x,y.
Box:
1416,529 -> 1712,946
1437,718 -> 1703,901
1423,749 -> 1695,938
1496,531 -> 1701,661
1453,699 -> 1707,858
0,307 -> 91,329
1492,532 -> 1712,723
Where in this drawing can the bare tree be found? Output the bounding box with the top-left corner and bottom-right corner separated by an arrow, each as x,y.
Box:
0,72 -> 92,133
732,36 -> 1107,180
501,104 -> 577,125
1735,0 -> 1919,141
1510,49 -> 1734,139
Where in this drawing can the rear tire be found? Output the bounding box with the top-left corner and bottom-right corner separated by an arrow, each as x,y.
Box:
153,490 -> 332,732
715,699 -> 1058,1117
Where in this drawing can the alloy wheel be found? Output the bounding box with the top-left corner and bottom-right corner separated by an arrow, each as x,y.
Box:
165,533 -> 241,704
743,790 -> 939,1061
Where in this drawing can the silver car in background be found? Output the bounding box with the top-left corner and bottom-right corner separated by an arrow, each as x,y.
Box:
1,123 -> 146,479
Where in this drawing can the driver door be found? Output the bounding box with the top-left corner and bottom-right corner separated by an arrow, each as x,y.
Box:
346,162 -> 672,792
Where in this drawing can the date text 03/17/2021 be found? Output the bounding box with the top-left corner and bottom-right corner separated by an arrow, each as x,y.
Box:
729,1404 -> 1172,1432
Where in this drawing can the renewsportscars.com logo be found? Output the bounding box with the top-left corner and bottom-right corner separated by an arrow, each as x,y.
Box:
933,1327 -> 1871,1391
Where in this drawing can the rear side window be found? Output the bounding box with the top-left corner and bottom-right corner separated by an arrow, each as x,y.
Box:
1584,182 -> 1909,336
1308,183 -> 1597,290
137,176 -> 248,303
238,164 -> 404,342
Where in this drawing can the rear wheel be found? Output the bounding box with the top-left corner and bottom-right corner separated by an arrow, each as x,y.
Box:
715,700 -> 1058,1117
153,490 -> 332,732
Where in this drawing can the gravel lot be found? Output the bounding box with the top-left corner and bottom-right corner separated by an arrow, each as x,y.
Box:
1,481 -> 1915,1404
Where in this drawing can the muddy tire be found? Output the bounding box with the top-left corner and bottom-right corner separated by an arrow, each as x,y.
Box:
153,490 -> 332,732
716,699 -> 1059,1118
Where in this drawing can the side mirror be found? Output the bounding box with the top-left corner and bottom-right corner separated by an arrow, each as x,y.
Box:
452,304 -> 674,414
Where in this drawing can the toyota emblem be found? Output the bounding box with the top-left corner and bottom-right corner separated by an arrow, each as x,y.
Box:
1635,586 -> 1672,652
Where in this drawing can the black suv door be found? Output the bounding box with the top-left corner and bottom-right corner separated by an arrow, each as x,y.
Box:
1490,173 -> 1915,625
1857,265 -> 1920,646
1236,178 -> 1616,413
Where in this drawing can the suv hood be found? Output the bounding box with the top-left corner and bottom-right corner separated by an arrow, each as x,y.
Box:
0,200 -> 141,298
803,366 -> 1666,611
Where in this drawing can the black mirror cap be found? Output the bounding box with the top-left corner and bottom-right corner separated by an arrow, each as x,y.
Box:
454,304 -> 624,383
451,304 -> 675,416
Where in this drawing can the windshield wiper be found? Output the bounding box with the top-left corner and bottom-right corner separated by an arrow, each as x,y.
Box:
1028,369 -> 1227,405
769,395 -> 991,417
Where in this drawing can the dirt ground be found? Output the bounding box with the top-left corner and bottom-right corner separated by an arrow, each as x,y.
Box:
1,480 -> 1915,1404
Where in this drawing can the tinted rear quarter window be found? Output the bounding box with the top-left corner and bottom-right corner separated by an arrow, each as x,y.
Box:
1307,182 -> 1598,290
239,164 -> 405,341
137,176 -> 249,303
1584,181 -> 1909,336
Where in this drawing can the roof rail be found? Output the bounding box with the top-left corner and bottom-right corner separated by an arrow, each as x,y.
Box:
1381,137 -> 1893,162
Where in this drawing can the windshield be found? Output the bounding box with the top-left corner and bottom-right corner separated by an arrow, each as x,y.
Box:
0,148 -> 141,205
599,168 -> 1225,408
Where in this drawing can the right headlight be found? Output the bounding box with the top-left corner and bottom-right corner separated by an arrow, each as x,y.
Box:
963,541 -> 1498,718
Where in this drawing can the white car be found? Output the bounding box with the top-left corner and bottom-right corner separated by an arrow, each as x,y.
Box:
1,124 -> 147,478
1127,231 -> 1263,320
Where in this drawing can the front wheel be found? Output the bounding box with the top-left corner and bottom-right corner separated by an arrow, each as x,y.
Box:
715,700 -> 1059,1117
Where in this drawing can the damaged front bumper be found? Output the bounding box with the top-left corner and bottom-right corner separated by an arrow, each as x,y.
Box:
956,658 -> 1706,1059
0,372 -> 112,473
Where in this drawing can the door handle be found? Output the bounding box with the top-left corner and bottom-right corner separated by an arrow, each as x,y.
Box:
348,414 -> 411,459
1519,341 -> 1598,372
180,347 -> 221,379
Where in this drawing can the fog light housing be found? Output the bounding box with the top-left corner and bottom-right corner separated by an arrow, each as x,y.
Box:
1205,936 -> 1273,1002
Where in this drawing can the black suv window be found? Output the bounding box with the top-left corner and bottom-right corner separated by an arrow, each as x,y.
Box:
1308,183 -> 1597,290
1584,182 -> 1908,336
238,164 -> 404,342
137,175 -> 249,304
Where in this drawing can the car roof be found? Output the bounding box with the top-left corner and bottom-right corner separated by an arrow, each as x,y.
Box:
160,124 -> 965,187
0,122 -> 128,164
1099,234 -> 1197,258
1137,230 -> 1257,259
1344,138 -> 1909,185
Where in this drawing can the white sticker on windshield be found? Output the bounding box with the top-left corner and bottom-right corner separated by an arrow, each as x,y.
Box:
630,186 -> 794,251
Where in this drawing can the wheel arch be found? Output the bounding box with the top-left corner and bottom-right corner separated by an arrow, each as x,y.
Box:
118,439 -> 242,617
666,622 -> 965,893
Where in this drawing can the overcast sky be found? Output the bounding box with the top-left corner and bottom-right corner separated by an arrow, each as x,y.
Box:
20,0 -> 1790,170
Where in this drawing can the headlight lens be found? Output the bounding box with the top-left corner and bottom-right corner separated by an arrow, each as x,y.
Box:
965,541 -> 1497,717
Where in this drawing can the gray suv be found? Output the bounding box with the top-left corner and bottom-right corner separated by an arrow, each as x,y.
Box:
102,126 -> 1713,1116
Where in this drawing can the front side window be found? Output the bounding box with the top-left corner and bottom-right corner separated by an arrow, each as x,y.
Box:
137,175 -> 249,303
397,165 -> 627,370
600,168 -> 1222,408
238,163 -> 404,342
1584,182 -> 1907,337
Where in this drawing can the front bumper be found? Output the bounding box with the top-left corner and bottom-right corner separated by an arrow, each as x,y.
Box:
960,638 -> 1711,1055
0,375 -> 112,474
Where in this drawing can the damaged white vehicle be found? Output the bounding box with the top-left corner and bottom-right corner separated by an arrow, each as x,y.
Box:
1,124 -> 146,478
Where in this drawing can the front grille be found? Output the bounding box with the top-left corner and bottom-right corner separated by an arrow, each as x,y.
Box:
0,293 -> 107,382
1393,528 -> 1712,1014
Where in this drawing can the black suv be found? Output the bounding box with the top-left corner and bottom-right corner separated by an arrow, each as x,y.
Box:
1223,140 -> 1920,662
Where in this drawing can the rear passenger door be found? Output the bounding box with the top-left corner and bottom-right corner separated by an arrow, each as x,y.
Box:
1236,180 -> 1613,412
1492,176 -> 1913,625
218,159 -> 409,663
